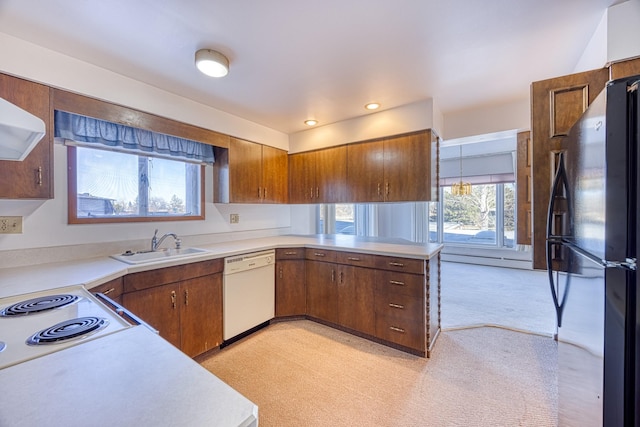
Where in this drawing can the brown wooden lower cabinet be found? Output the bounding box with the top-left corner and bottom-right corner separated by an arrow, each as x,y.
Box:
121,259 -> 223,358
296,249 -> 440,357
337,265 -> 376,336
275,248 -> 306,316
306,260 -> 339,323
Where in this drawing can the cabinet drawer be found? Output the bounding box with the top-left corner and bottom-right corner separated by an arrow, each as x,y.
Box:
374,291 -> 423,321
375,315 -> 424,350
305,248 -> 337,262
276,248 -> 305,260
91,277 -> 124,299
375,270 -> 424,298
374,255 -> 424,275
124,258 -> 223,292
335,251 -> 376,268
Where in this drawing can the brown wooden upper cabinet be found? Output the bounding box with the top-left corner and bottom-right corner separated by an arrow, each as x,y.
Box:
215,137 -> 288,203
530,68 -> 608,269
347,129 -> 438,202
0,73 -> 53,199
289,145 -> 348,203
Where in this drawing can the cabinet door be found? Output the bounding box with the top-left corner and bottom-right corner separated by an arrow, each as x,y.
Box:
288,151 -> 316,203
305,261 -> 338,323
0,74 -> 52,199
315,145 -> 347,203
383,131 -> 432,202
262,145 -> 288,203
180,274 -> 222,358
229,137 -> 262,203
516,131 -> 532,245
122,283 -> 181,349
337,265 -> 375,336
531,68 -> 608,269
275,259 -> 306,316
347,140 -> 384,202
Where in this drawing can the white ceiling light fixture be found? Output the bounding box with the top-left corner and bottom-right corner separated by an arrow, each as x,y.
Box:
365,102 -> 380,110
304,119 -> 318,126
195,49 -> 229,78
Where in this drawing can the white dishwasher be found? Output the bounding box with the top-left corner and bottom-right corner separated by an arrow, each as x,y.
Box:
223,249 -> 275,341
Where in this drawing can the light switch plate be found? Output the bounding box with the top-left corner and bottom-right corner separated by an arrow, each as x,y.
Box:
230,214 -> 240,224
0,216 -> 23,234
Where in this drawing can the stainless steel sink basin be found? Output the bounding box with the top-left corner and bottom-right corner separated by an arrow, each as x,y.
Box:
110,247 -> 208,265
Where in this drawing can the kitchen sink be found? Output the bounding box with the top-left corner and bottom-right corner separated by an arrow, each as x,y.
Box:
110,247 -> 209,265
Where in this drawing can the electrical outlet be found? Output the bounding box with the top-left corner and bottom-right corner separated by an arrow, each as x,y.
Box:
0,216 -> 23,234
230,213 -> 240,224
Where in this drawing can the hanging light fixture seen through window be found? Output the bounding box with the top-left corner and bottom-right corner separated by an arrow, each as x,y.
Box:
451,144 -> 472,196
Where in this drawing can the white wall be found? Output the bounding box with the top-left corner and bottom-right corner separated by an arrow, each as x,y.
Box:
289,99 -> 440,153
607,0 -> 640,64
0,32 -> 291,262
442,98 -> 530,141
573,9 -> 608,73
0,32 -> 289,150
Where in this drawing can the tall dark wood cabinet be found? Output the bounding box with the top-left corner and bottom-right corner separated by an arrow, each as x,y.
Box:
516,131 -> 532,246
530,68 -> 609,269
0,73 -> 53,199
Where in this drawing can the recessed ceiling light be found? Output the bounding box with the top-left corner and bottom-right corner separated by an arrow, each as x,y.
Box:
195,49 -> 229,78
365,103 -> 380,110
304,119 -> 318,126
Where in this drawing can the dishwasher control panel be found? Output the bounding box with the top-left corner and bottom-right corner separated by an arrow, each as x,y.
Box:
223,250 -> 275,275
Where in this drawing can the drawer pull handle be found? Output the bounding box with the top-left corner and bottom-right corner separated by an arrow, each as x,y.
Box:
170,291 -> 176,309
389,280 -> 405,286
389,303 -> 404,309
284,251 -> 298,255
389,326 -> 405,333
314,252 -> 326,257
37,166 -> 43,186
102,287 -> 116,295
389,262 -> 405,267
347,257 -> 361,261
184,289 -> 189,306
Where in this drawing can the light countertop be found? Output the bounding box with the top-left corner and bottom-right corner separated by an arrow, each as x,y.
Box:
0,234 -> 441,426
0,234 -> 443,298
0,326 -> 258,427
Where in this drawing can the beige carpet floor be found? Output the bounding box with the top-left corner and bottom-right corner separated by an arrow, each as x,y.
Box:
201,320 -> 557,427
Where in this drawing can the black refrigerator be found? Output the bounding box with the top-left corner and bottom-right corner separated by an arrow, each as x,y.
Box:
546,75 -> 638,426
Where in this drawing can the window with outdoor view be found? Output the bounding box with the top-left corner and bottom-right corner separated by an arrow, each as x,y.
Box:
69,146 -> 203,222
56,110 -> 210,224
441,183 -> 514,248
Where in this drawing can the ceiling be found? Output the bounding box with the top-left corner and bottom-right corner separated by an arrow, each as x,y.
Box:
0,0 -> 618,135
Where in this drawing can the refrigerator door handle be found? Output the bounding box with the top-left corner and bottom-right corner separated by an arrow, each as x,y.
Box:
603,258 -> 637,271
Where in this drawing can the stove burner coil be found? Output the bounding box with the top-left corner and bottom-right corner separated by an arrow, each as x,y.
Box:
26,317 -> 108,345
1,294 -> 79,316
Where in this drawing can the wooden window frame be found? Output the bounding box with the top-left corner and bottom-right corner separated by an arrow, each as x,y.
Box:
67,145 -> 206,225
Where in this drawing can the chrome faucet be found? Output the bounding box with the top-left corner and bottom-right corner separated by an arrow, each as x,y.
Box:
151,229 -> 182,251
